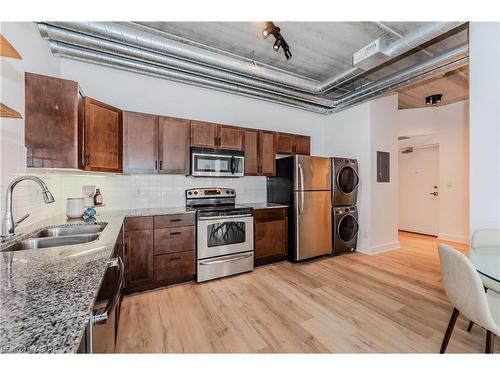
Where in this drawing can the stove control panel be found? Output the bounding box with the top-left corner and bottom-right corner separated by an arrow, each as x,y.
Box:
186,188 -> 236,198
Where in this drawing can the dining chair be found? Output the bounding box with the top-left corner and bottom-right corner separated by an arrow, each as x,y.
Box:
471,229 -> 500,292
438,243 -> 500,353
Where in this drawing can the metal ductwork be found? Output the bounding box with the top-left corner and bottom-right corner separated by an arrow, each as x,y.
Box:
39,22 -> 469,114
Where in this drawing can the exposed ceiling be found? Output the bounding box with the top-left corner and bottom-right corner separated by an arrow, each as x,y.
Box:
39,21 -> 469,114
397,65 -> 469,109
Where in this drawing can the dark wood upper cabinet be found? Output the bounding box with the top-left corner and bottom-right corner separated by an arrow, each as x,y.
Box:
276,132 -> 294,155
80,97 -> 123,172
293,134 -> 311,155
259,131 -> 276,176
218,124 -> 243,151
25,72 -> 80,168
123,111 -> 158,173
243,128 -> 259,176
159,116 -> 190,174
190,120 -> 217,148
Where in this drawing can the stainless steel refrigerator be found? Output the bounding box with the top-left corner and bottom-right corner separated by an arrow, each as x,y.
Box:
267,155 -> 332,261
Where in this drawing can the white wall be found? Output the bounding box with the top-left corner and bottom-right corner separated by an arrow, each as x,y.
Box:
398,100 -> 469,243
469,22 -> 500,235
370,95 -> 400,252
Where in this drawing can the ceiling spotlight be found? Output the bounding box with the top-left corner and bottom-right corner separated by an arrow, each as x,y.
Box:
425,94 -> 443,106
261,22 -> 292,61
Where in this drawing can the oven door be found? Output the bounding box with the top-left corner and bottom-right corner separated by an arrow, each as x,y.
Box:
197,213 -> 253,259
191,151 -> 244,177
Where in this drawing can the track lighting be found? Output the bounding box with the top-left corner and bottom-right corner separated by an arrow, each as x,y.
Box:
261,22 -> 292,61
425,94 -> 443,106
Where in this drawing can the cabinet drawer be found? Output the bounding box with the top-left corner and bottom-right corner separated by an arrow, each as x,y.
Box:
254,208 -> 287,221
154,213 -> 195,228
154,251 -> 195,285
124,216 -> 153,231
154,226 -> 195,255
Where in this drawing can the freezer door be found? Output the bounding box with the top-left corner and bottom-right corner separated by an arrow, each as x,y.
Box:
294,190 -> 332,260
294,155 -> 332,191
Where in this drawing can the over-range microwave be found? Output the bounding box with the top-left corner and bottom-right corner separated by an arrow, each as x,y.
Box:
191,147 -> 244,177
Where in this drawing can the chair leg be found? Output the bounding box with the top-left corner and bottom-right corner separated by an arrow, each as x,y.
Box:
485,331 -> 495,354
467,321 -> 474,332
440,307 -> 459,353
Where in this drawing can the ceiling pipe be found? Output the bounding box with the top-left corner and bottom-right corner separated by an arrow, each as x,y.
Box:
48,41 -> 331,114
42,21 -> 466,96
38,23 -> 333,107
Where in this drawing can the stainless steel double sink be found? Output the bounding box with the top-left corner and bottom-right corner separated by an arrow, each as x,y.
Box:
1,223 -> 107,252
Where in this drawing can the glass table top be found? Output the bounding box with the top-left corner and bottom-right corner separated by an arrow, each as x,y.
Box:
469,246 -> 500,283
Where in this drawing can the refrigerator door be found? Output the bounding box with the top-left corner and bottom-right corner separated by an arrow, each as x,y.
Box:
294,155 -> 332,191
294,190 -> 332,260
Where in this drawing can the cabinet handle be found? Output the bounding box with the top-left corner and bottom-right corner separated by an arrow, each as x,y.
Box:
169,256 -> 181,261
170,218 -> 182,222
170,231 -> 182,236
124,243 -> 128,256
155,160 -> 158,170
85,154 -> 91,165
159,160 -> 163,170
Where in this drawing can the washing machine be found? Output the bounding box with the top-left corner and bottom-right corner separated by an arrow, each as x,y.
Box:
333,205 -> 359,255
332,157 -> 359,206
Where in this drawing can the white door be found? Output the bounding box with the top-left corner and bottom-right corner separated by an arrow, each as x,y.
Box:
399,145 -> 439,236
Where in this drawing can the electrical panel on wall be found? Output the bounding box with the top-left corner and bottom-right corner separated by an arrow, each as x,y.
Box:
377,151 -> 390,182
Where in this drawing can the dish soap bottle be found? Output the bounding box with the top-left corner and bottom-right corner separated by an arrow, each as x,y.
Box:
94,188 -> 103,206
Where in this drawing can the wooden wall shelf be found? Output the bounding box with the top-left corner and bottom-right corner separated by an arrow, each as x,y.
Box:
1,34 -> 22,59
0,103 -> 23,119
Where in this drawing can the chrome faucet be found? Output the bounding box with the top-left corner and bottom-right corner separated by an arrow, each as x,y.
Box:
1,176 -> 55,240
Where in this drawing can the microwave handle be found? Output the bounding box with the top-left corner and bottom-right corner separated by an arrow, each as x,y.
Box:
230,156 -> 235,174
92,257 -> 124,325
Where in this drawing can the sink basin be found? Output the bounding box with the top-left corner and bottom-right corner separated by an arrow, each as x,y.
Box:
2,234 -> 100,252
30,224 -> 107,238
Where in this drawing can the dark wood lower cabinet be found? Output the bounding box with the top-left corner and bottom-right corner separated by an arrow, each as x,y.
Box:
254,208 -> 288,266
124,214 -> 195,294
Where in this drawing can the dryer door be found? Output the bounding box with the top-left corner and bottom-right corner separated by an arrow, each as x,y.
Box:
336,165 -> 359,194
337,214 -> 359,243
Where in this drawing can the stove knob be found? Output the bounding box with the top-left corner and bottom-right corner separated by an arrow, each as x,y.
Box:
188,191 -> 192,195
194,191 -> 198,195
231,190 -> 235,195
226,190 -> 230,194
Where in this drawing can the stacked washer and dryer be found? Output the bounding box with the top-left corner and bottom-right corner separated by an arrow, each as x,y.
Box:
332,158 -> 360,255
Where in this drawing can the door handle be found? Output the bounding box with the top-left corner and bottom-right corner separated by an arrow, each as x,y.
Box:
429,192 -> 439,196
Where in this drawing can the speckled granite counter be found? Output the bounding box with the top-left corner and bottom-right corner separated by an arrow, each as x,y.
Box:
242,202 -> 289,210
0,207 -> 195,353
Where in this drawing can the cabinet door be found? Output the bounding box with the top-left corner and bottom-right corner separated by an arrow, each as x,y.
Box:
243,128 -> 259,176
293,135 -> 311,155
123,111 -> 158,173
25,73 -> 79,168
81,97 -> 123,172
259,130 -> 276,176
190,120 -> 217,148
254,219 -> 287,264
218,125 -> 243,150
159,116 -> 190,174
276,132 -> 294,155
124,229 -> 154,293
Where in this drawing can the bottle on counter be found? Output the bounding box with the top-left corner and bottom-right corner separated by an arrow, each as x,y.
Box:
94,188 -> 103,206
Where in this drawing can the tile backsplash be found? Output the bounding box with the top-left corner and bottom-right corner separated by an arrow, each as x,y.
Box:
2,172 -> 267,230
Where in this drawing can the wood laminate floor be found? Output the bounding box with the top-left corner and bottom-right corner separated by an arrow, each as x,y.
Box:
116,232 -> 499,353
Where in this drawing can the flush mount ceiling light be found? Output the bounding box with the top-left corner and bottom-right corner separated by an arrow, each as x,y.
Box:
262,22 -> 292,61
425,94 -> 443,106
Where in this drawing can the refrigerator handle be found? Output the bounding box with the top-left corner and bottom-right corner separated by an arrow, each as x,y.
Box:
298,163 -> 305,215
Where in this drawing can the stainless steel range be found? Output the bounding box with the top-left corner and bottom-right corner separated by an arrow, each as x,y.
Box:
186,188 -> 254,282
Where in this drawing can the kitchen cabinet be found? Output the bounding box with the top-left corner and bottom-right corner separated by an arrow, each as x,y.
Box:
154,251 -> 195,286
276,132 -> 311,155
190,120 -> 243,151
124,217 -> 154,294
158,116 -> 190,174
243,129 -> 276,176
25,72 -> 80,168
123,111 -> 158,173
254,208 -> 288,266
80,97 -> 123,172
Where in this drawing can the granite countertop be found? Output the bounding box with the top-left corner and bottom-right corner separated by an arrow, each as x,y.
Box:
243,202 -> 289,210
0,207 -> 195,354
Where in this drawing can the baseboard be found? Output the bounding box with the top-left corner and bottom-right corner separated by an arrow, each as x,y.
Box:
437,233 -> 468,245
357,241 -> 401,255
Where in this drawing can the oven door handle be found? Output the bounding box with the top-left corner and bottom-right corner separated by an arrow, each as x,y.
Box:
199,253 -> 252,265
198,214 -> 253,221
92,257 -> 124,326
230,156 -> 236,174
